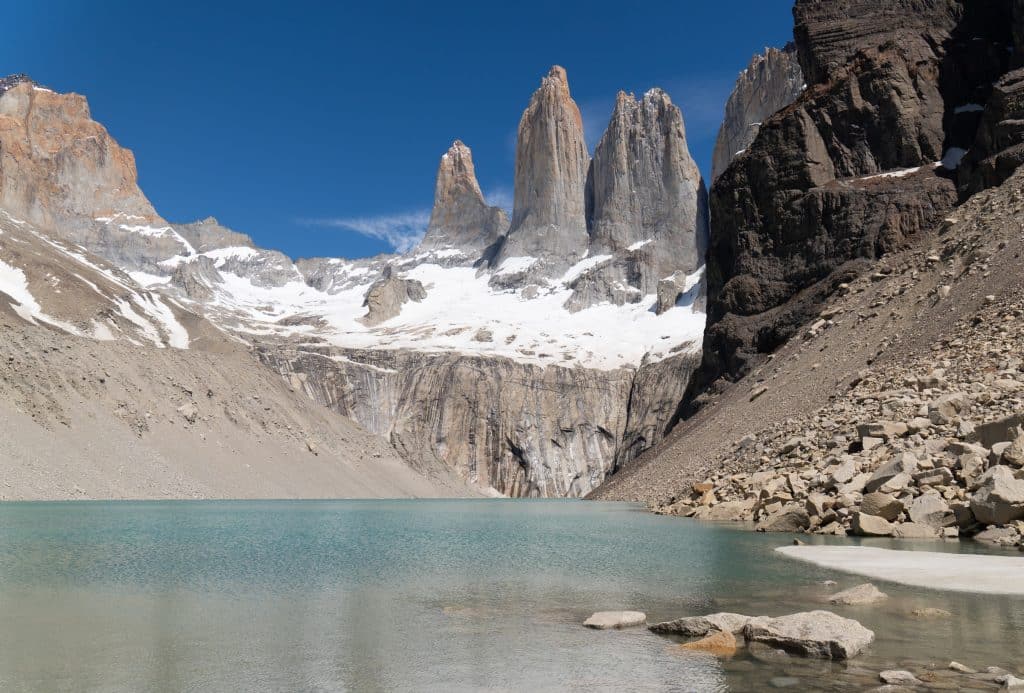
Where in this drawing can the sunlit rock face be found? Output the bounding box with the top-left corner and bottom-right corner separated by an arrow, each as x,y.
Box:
418,140 -> 508,254
494,66 -> 591,275
711,44 -> 804,182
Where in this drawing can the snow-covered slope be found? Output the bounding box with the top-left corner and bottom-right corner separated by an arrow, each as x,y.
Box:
155,244 -> 705,370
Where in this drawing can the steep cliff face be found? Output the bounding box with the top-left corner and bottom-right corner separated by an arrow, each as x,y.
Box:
711,45 -> 804,182
693,0 -> 1016,402
0,77 -> 194,270
957,1 -> 1024,195
418,141 -> 509,253
495,66 -> 590,273
581,89 -> 708,308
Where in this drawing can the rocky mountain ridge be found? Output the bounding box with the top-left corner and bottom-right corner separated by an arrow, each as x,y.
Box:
0,67 -> 708,497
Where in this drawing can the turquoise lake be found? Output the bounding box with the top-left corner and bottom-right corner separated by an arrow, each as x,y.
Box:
0,499 -> 1021,691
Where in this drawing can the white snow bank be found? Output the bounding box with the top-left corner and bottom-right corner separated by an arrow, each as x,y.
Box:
856,164 -> 936,181
201,259 -> 706,370
0,259 -> 82,335
562,254 -> 612,284
777,545 -> 1024,596
495,256 -> 537,276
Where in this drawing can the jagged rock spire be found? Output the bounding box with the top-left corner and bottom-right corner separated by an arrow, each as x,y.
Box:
496,66 -> 590,270
419,140 -> 508,253
587,88 -> 707,271
711,44 -> 804,181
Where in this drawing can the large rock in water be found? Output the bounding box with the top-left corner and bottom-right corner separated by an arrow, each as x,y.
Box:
690,0 -> 1019,397
680,630 -> 738,657
583,611 -> 646,629
418,140 -> 509,253
742,610 -> 875,659
649,612 -> 752,636
495,66 -> 589,273
711,44 -> 805,182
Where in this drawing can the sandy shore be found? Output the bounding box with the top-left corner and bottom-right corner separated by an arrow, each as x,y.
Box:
777,545 -> 1024,596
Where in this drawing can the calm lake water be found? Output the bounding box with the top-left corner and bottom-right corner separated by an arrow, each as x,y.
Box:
0,500 -> 1021,692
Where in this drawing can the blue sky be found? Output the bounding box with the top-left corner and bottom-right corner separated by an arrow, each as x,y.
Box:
4,1 -> 793,260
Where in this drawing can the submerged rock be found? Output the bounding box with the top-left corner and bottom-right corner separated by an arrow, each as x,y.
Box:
828,583 -> 888,606
583,610 -> 646,629
679,629 -> 738,657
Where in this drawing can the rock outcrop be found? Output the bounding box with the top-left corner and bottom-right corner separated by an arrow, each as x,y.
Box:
742,610 -> 874,660
692,0 -> 1020,401
258,344 -> 700,497
361,266 -> 426,326
174,217 -> 256,253
418,140 -> 508,253
636,165 -> 1024,544
958,69 -> 1024,196
711,44 -> 804,181
581,89 -> 708,305
494,66 -> 590,273
0,77 -> 193,269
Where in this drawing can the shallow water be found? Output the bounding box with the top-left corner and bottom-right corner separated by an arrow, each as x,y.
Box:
0,499 -> 1020,691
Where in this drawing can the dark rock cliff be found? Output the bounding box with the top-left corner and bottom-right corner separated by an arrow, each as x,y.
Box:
689,0 -> 1017,409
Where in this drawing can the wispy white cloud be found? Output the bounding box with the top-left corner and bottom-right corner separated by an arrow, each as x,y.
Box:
300,211 -> 430,253
484,186 -> 514,216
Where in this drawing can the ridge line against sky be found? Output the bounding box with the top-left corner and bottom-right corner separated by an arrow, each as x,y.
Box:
3,1 -> 794,261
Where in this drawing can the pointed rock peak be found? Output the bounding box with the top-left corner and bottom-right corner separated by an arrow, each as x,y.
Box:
545,65 -> 569,88
437,140 -> 483,199
642,87 -> 671,106
495,65 -> 590,271
419,140 -> 509,253
587,81 -> 706,287
711,43 -> 804,181
443,139 -> 472,161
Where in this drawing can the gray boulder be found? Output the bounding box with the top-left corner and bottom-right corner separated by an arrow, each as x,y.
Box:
860,492 -> 904,521
852,512 -> 895,537
906,494 -> 955,529
757,504 -> 811,533
971,466 -> 1024,525
742,610 -> 874,659
649,612 -> 752,636
865,456 -> 918,494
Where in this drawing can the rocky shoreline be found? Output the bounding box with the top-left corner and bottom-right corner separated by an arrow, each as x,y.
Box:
585,578 -> 1024,690
653,195 -> 1024,550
